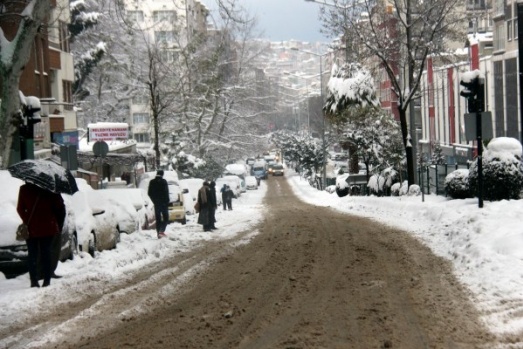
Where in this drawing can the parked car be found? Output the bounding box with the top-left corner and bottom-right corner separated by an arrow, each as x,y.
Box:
167,180 -> 187,224
216,175 -> 243,198
245,176 -> 259,190
97,188 -> 154,232
272,164 -> 284,176
0,172 -> 79,278
179,178 -> 205,215
72,181 -> 122,256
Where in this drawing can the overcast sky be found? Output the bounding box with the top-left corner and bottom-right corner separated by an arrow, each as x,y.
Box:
201,0 -> 329,43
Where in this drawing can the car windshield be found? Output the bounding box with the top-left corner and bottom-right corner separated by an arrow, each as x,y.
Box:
274,165 -> 283,170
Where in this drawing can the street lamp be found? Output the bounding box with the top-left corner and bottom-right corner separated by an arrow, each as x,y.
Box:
291,47 -> 330,190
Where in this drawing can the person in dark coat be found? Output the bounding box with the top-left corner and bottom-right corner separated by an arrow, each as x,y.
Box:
197,181 -> 211,231
17,182 -> 65,288
147,170 -> 170,238
225,185 -> 234,211
208,181 -> 218,230
220,184 -> 228,210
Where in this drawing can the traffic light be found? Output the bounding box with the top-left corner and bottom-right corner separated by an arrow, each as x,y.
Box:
460,75 -> 485,113
23,96 -> 42,126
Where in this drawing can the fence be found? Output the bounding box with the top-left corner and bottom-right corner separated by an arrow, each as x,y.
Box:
418,164 -> 469,196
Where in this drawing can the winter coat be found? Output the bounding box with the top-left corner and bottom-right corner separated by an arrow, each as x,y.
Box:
197,185 -> 211,226
17,183 -> 65,239
209,183 -> 217,208
148,176 -> 170,207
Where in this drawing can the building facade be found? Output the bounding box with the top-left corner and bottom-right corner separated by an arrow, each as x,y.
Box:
0,0 -> 77,162
122,0 -> 209,146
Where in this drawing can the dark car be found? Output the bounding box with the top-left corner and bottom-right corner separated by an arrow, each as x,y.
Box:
272,164 -> 284,176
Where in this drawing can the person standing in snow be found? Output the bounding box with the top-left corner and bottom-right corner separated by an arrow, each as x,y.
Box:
17,182 -> 65,288
197,181 -> 211,231
208,181 -> 218,230
147,170 -> 170,238
220,184 -> 233,211
220,184 -> 228,210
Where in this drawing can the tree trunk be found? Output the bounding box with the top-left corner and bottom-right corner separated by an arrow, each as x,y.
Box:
0,0 -> 51,168
398,107 -> 415,187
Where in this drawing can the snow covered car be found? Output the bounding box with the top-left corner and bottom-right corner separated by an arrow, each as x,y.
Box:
69,181 -> 122,257
0,171 -> 77,278
167,180 -> 187,225
245,176 -> 259,190
216,175 -> 242,198
179,178 -> 205,214
138,171 -> 187,225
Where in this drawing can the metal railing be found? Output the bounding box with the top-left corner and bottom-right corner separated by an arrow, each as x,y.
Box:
418,164 -> 470,196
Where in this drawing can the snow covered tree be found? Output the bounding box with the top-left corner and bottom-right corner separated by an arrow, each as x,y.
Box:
318,0 -> 466,186
431,141 -> 446,165
0,0 -> 51,168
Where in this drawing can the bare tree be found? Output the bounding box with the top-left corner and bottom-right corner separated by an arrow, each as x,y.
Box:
318,0 -> 466,185
0,0 -> 51,168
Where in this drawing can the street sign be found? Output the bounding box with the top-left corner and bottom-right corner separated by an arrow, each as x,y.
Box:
92,140 -> 109,157
464,112 -> 493,142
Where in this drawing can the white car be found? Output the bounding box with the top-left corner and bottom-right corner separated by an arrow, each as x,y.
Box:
71,180 -> 122,256
96,188 -> 151,233
216,175 -> 242,198
245,176 -> 259,190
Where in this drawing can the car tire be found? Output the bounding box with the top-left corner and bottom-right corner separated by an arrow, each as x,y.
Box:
69,234 -> 78,261
113,227 -> 121,249
143,216 -> 149,230
181,217 -> 187,225
88,232 -> 96,257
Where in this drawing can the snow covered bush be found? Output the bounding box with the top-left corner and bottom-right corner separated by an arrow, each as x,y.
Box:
407,184 -> 421,196
335,173 -> 349,197
398,181 -> 409,196
367,168 -> 399,197
326,185 -> 337,194
445,169 -> 472,199
391,182 -> 401,196
367,175 -> 381,196
468,137 -> 523,201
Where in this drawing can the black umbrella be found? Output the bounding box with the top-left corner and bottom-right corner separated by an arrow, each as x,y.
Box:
8,159 -> 79,195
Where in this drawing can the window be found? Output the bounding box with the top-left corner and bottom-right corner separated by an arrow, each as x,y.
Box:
127,11 -> 144,23
62,80 -> 73,110
155,31 -> 175,44
516,19 -> 518,40
153,11 -> 175,23
160,50 -> 178,62
132,95 -> 149,105
133,113 -> 150,124
59,21 -> 70,52
494,23 -> 506,50
134,133 -> 150,143
508,20 -> 513,41
495,0 -> 505,17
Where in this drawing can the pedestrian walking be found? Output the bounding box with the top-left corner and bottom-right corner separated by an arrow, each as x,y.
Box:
209,181 -> 218,230
197,181 -> 211,231
222,185 -> 233,210
17,182 -> 66,288
147,170 -> 170,238
220,184 -> 230,210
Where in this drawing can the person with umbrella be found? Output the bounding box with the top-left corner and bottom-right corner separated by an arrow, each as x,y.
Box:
10,159 -> 75,288
8,160 -> 70,287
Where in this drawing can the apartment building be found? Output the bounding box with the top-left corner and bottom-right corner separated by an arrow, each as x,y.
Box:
491,0 -> 520,141
122,0 -> 209,146
0,0 -> 76,162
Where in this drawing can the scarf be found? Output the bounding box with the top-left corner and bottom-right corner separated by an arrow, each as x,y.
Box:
199,185 -> 208,204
